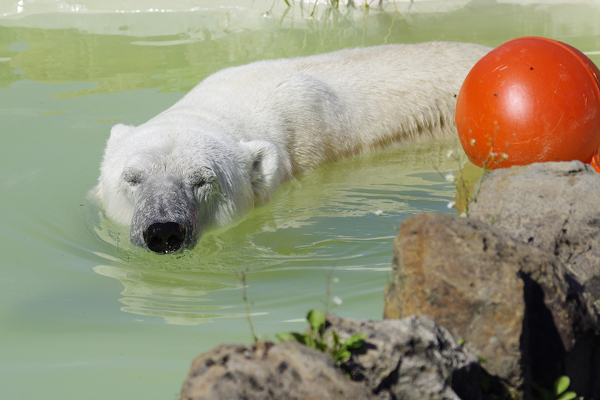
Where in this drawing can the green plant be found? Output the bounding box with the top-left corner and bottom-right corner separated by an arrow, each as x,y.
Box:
323,269 -> 340,316
239,267 -> 364,363
533,376 -> 578,400
238,268 -> 258,343
276,309 -> 367,363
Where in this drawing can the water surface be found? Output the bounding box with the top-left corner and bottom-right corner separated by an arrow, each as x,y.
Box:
1,1 -> 599,399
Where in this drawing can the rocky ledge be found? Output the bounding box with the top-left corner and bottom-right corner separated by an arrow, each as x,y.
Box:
181,161 -> 600,400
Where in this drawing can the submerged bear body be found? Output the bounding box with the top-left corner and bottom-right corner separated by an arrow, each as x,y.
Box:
92,42 -> 491,253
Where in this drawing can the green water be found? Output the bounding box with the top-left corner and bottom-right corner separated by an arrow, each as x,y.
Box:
1,1 -> 600,399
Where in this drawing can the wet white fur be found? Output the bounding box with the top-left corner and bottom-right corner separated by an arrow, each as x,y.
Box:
92,42 -> 491,237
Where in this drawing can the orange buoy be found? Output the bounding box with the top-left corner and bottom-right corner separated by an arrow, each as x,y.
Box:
455,36 -> 600,171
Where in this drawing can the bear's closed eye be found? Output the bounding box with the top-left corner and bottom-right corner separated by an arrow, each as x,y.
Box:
189,170 -> 215,188
192,179 -> 208,188
123,171 -> 143,186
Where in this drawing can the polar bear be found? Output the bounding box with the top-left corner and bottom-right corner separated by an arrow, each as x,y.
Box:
91,42 -> 491,254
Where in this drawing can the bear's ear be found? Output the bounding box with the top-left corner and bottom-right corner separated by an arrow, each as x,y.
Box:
109,123 -> 135,142
240,140 -> 285,205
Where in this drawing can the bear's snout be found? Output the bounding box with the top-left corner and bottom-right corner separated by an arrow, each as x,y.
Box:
143,222 -> 187,254
128,176 -> 198,254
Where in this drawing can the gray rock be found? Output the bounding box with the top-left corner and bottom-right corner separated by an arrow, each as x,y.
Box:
180,315 -> 483,400
467,161 -> 600,398
469,161 -> 600,291
324,314 -> 482,400
180,340 -> 376,400
383,212 -> 600,399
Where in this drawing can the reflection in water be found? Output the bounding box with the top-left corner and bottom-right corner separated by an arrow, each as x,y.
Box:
1,1 -> 599,95
92,264 -> 260,325
88,215 -> 249,325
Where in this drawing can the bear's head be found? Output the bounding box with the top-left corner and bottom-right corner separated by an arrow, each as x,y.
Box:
91,123 -> 286,254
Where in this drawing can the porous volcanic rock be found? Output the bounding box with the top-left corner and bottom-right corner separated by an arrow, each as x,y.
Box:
180,340 -> 376,400
325,314 -> 482,400
180,315 -> 483,400
469,161 -> 600,293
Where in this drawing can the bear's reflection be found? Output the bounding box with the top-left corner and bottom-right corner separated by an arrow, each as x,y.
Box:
92,265 -> 243,325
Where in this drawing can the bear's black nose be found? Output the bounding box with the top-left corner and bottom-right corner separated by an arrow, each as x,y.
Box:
143,222 -> 186,254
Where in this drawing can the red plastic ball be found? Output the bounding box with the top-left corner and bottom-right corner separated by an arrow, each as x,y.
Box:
455,36 -> 600,170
